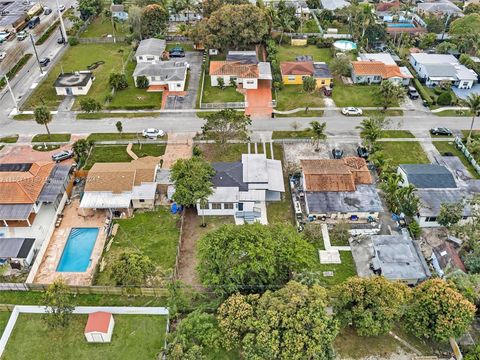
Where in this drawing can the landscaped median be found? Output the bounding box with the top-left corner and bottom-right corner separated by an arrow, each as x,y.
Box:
0,135 -> 19,143
0,54 -> 33,91
77,112 -> 160,120
31,133 -> 71,142
86,132 -> 166,142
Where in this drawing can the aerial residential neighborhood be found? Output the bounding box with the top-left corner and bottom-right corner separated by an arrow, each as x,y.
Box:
0,0 -> 479,358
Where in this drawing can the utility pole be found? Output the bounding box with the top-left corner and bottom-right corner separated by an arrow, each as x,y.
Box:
56,0 -> 68,43
29,34 -> 43,74
4,75 -> 18,111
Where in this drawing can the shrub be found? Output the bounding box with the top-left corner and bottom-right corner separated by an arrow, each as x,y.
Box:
193,145 -> 203,157
136,75 -> 149,89
437,91 -> 452,106
408,221 -> 421,239
68,36 -> 79,46
413,79 -> 433,105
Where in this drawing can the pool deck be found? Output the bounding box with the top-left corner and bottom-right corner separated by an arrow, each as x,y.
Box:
33,200 -> 108,286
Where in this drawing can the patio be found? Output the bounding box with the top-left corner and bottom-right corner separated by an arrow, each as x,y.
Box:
33,199 -> 108,286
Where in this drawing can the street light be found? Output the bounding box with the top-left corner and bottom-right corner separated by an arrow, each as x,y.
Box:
55,0 -> 68,43
29,33 -> 43,74
4,75 -> 18,111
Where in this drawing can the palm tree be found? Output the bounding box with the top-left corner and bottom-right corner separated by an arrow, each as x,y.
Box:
34,106 -> 52,135
461,94 -> 480,143
309,121 -> 327,151
277,13 -> 296,45
356,116 -> 384,152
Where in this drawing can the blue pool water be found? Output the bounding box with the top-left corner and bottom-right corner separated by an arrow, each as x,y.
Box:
57,228 -> 99,272
388,23 -> 415,28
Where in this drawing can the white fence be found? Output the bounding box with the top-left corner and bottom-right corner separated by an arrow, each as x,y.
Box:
455,136 -> 480,175
200,102 -> 247,109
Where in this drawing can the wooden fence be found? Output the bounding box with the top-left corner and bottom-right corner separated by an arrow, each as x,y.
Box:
173,211 -> 186,279
78,36 -> 127,44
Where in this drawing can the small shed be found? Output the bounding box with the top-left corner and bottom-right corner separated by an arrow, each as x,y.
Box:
84,311 -> 115,343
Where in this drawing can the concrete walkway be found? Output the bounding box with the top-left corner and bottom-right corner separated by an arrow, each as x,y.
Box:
160,132 -> 194,169
126,143 -> 138,160
321,224 -> 351,251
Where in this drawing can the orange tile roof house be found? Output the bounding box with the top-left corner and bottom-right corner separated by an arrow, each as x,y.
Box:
300,158 -> 383,220
0,162 -> 71,227
351,61 -> 413,85
209,51 -> 272,90
80,157 -> 160,217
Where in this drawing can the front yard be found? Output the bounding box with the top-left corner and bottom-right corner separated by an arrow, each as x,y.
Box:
23,44 -> 162,110
275,85 -> 324,116
433,141 -> 480,179
333,81 -> 384,108
201,75 -> 245,104
380,141 -> 430,167
2,313 -> 167,360
277,45 -> 332,63
95,207 -> 181,285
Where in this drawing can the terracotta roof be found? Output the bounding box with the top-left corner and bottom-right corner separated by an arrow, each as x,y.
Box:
301,157 -> 372,192
376,1 -> 400,11
0,162 -> 55,204
85,157 -> 159,193
280,61 -> 314,76
209,61 -> 259,78
85,311 -> 112,333
352,61 -> 408,79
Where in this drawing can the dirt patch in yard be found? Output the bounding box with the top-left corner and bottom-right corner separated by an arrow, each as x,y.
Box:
283,142 -> 330,169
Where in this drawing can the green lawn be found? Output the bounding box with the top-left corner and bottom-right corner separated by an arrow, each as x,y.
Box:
434,110 -> 469,117
380,130 -> 414,139
31,133 -> 71,142
0,311 -> 10,333
81,16 -> 130,38
32,144 -> 60,152
24,44 -> 162,110
131,144 -> 166,157
433,141 -> 480,179
77,112 -> 160,119
362,109 -> 404,117
198,143 -> 249,162
276,85 -> 324,112
380,142 -> 430,167
333,81 -> 385,107
12,114 -> 33,120
272,130 -> 314,139
2,314 -> 167,360
277,45 -> 333,63
87,133 -> 149,142
95,207 -> 180,285
166,43 -> 195,52
201,75 -> 244,104
0,135 -> 18,143
309,250 -> 357,287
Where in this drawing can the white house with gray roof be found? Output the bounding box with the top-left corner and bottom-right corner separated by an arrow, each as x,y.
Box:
196,154 -> 285,225
133,61 -> 188,91
409,53 -> 478,89
135,38 -> 167,63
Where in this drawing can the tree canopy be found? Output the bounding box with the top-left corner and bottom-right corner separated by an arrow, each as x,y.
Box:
78,0 -> 102,20
437,201 -> 464,227
111,251 -> 155,285
217,281 -> 339,359
202,109 -> 251,145
170,157 -> 215,207
449,14 -> 480,54
43,278 -> 75,328
375,81 -> 406,110
197,223 -> 314,294
141,4 -> 169,38
404,279 -> 476,342
34,106 -> 52,135
332,277 -> 411,336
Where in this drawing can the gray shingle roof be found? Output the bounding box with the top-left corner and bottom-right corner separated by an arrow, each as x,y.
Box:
135,38 -> 166,57
399,164 -> 457,189
133,62 -> 187,81
423,63 -> 457,78
211,162 -> 248,191
417,189 -> 471,217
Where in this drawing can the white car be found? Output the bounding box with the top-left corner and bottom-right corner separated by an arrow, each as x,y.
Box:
0,52 -> 6,61
341,107 -> 363,116
142,128 -> 165,139
58,4 -> 65,11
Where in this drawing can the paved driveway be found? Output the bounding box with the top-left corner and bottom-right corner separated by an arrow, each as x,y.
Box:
164,52 -> 203,110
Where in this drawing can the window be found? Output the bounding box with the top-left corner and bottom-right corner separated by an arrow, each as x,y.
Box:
321,80 -> 325,85
78,87 -> 83,90
288,76 -> 296,81
212,203 -> 222,210
138,56 -> 143,60
177,83 -> 181,87
246,80 -> 254,85
147,56 -> 154,61
425,216 -> 437,222
462,216 -> 468,220
224,203 -> 234,210
199,203 -> 209,210
139,199 -> 145,203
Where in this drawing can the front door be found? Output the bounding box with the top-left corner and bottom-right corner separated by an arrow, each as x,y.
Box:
238,203 -> 243,211
66,87 -> 73,95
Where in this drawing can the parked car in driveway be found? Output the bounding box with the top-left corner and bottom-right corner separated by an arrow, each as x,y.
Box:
142,128 -> 165,139
430,127 -> 452,136
169,47 -> 185,58
407,86 -> 419,100
332,148 -> 344,159
357,146 -> 369,159
51,150 -> 74,163
39,57 -> 50,66
16,31 -> 28,41
341,107 -> 363,116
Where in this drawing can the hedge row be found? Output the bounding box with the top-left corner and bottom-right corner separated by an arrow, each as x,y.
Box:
0,54 -> 33,89
413,78 -> 433,106
35,19 -> 60,46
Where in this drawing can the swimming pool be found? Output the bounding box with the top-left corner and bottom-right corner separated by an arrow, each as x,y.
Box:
333,40 -> 357,51
387,23 -> 416,28
57,228 -> 99,272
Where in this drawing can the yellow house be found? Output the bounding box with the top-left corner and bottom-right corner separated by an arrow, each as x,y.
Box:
280,61 -> 333,88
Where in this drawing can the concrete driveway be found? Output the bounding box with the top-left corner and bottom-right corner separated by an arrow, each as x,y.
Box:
164,51 -> 203,110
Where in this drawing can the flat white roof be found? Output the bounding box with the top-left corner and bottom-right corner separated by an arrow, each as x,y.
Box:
80,192 -> 131,209
132,183 -> 156,200
258,62 -> 272,80
360,53 -> 396,65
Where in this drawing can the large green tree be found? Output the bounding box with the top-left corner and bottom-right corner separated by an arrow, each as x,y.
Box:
310,121 -> 327,151
170,157 -> 215,207
43,278 -> 75,328
449,14 -> 480,54
111,251 -> 155,285
437,201 -> 464,228
332,277 -> 411,336
78,0 -> 102,20
200,4 -> 269,51
199,0 -> 248,18
375,81 -> 406,111
202,109 -> 251,146
217,281 -> 339,359
380,173 -> 419,217
72,139 -> 93,168
197,223 -> 314,294
141,4 -> 169,38
356,116 -> 385,152
34,106 -> 52,135
461,93 -> 480,143
404,279 -> 476,342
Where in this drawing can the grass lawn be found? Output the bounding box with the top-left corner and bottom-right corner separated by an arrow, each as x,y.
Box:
166,43 -> 195,52
95,207 -> 180,285
0,135 -> 18,143
12,114 -> 34,120
0,311 -> 10,332
433,141 -> 480,179
462,130 -> 480,139
333,81 -> 385,108
77,112 -> 160,119
362,109 -> 404,116
132,144 -> 166,157
272,130 -> 314,139
380,142 -> 430,167
274,110 -> 324,117
84,145 -> 133,170
32,134 -> 71,142
80,16 -> 130,38
309,249 -> 357,287
201,75 -> 244,104
380,130 -> 414,138
277,45 -> 332,63
32,144 -> 60,152
275,85 -> 324,111
198,143 -> 249,162
2,314 -> 167,360
434,109 -> 469,117
87,133 -> 150,142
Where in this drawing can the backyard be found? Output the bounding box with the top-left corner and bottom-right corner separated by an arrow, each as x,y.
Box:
2,313 -> 167,360
23,43 -> 162,110
277,45 -> 332,63
80,16 -> 130,38
380,141 -> 430,167
201,75 -> 245,104
95,207 -> 181,285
